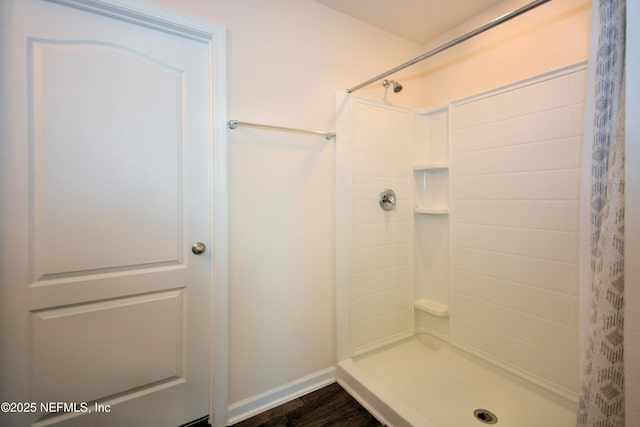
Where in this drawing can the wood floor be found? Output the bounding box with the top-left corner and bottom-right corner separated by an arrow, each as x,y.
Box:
181,383 -> 382,427
231,382 -> 382,427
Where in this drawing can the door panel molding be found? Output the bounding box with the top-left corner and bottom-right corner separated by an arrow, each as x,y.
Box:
31,289 -> 185,403
48,0 -> 222,42
29,38 -> 185,278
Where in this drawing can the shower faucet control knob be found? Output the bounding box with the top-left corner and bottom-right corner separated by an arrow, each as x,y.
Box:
379,189 -> 397,211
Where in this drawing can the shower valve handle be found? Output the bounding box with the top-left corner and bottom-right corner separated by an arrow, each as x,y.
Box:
379,189 -> 397,211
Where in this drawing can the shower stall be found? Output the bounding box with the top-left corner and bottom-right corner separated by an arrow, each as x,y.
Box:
334,61 -> 587,426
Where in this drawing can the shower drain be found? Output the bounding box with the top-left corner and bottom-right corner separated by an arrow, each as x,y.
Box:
473,409 -> 498,424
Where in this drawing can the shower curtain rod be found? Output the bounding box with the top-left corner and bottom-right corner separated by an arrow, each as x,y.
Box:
227,119 -> 336,141
346,0 -> 552,93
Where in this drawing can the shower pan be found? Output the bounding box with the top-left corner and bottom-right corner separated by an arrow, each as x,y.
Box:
334,62 -> 586,426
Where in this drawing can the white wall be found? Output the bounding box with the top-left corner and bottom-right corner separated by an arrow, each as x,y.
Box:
140,0 -> 423,410
412,0 -> 592,109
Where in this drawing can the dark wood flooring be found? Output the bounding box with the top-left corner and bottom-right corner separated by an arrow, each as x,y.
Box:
231,382 -> 382,427
181,383 -> 382,427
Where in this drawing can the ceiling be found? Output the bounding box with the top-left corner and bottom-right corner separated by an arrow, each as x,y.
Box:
313,0 -> 505,45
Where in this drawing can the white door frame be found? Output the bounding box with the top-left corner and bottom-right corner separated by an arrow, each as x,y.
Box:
42,1 -> 229,425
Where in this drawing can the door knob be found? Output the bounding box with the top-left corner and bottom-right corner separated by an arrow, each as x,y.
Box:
191,242 -> 206,255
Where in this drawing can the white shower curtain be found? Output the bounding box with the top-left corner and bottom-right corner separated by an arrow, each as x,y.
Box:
577,0 -> 626,426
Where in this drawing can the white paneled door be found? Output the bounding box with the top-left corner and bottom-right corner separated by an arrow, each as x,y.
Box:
0,1 -> 218,426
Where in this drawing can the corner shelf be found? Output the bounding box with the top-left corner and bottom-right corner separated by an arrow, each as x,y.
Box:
414,299 -> 449,317
413,163 -> 448,171
413,165 -> 448,214
412,107 -> 451,340
414,207 -> 448,215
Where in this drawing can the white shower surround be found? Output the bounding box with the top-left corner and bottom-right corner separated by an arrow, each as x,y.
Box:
335,63 -> 587,426
450,63 -> 586,399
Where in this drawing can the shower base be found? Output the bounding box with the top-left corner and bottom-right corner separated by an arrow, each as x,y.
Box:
337,334 -> 577,427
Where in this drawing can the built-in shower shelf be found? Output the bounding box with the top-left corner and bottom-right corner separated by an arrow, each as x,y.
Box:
413,163 -> 448,171
414,299 -> 449,317
414,208 -> 448,215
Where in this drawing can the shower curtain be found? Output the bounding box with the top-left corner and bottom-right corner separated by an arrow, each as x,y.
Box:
577,0 -> 626,426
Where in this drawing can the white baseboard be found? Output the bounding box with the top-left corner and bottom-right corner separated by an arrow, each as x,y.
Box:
226,367 -> 336,425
